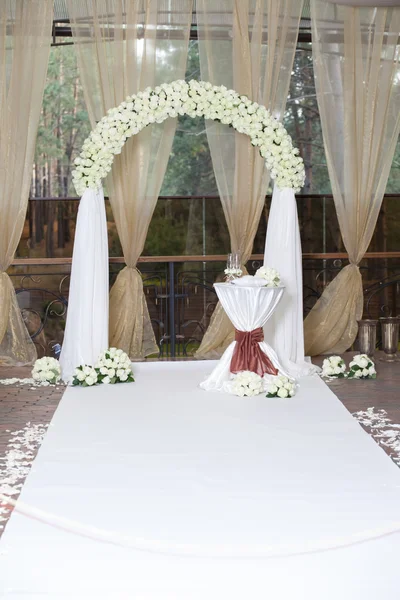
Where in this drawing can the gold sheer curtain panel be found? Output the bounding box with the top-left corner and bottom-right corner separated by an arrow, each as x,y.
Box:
304,0 -> 400,355
0,0 -> 52,365
67,0 -> 193,358
195,0 -> 303,359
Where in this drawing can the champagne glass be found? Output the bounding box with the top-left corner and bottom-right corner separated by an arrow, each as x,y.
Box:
233,251 -> 242,275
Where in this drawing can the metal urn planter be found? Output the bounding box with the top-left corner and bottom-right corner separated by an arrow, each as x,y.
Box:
356,319 -> 378,357
379,317 -> 400,362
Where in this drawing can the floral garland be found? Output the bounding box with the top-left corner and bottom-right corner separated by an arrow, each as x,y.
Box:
72,80 -> 305,196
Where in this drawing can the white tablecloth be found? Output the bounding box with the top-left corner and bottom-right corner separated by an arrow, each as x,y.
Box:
200,283 -> 287,392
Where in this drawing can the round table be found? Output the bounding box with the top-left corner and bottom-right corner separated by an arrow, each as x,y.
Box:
200,283 -> 288,392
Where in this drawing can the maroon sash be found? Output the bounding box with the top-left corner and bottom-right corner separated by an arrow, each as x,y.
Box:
230,327 -> 278,376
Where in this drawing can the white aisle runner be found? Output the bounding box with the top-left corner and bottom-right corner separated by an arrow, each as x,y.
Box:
1,361 -> 400,599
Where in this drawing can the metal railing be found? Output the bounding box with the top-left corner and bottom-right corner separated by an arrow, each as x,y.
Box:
9,253 -> 400,358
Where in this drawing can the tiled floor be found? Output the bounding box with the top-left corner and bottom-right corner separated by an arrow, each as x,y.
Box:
0,352 -> 399,538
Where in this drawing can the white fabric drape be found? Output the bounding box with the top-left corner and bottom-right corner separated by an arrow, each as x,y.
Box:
60,188 -> 109,383
67,0 -> 193,360
304,0 -> 400,355
200,283 -> 288,392
195,0 -> 304,358
0,0 -> 52,365
264,187 -> 317,377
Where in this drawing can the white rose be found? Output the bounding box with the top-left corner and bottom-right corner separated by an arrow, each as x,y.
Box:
77,371 -> 85,382
362,368 -> 370,377
334,366 -> 342,375
84,366 -> 92,375
324,366 -> 334,376
358,357 -> 368,368
354,370 -> 362,379
85,376 -> 95,386
267,384 -> 278,395
277,387 -> 289,398
369,366 -> 376,375
102,376 -> 111,384
108,368 -> 116,378
116,369 -> 124,379
100,367 -> 108,375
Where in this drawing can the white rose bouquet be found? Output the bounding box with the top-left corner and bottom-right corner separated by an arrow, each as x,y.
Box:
95,348 -> 134,384
321,355 -> 347,378
31,357 -> 61,385
255,266 -> 281,287
347,354 -> 376,379
229,371 -> 264,397
72,365 -> 98,387
265,375 -> 296,398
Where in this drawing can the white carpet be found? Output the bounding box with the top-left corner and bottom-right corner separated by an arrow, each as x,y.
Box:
1,360 -> 400,599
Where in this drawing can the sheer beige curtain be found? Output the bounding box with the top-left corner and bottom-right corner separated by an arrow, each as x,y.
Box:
195,0 -> 303,358
0,0 -> 52,365
67,0 -> 193,358
304,0 -> 400,355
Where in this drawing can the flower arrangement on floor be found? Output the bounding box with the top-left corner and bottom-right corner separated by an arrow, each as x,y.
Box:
72,80 -> 305,196
229,371 -> 265,397
265,375 -> 296,398
72,348 -> 134,387
72,365 -> 99,387
347,354 -> 377,379
321,354 -> 376,380
32,357 -> 62,385
95,348 -> 134,384
321,355 -> 347,378
255,266 -> 281,287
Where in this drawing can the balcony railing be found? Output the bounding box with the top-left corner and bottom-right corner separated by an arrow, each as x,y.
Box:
9,192 -> 400,355
9,252 -> 400,358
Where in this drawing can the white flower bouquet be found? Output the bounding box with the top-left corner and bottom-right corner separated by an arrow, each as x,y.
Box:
255,266 -> 281,287
72,81 -> 305,197
321,355 -> 347,378
31,357 -> 61,385
265,375 -> 296,398
347,354 -> 376,379
95,348 -> 134,384
229,371 -> 264,397
72,365 -> 98,387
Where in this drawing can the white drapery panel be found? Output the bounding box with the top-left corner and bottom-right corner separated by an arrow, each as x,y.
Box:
0,0 -> 52,365
195,0 -> 304,359
60,188 -> 109,383
264,187 -> 317,377
304,0 -> 400,355
66,0 -> 193,359
200,284 -> 288,392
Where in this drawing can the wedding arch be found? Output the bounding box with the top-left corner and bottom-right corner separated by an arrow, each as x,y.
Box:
60,80 -> 308,382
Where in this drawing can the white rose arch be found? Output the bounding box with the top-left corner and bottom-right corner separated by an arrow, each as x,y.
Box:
60,80 -> 311,382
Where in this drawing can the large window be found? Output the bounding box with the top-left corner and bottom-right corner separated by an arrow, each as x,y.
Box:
17,38 -> 400,260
